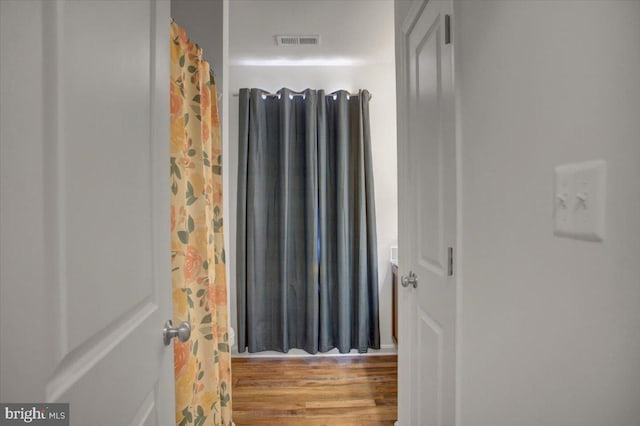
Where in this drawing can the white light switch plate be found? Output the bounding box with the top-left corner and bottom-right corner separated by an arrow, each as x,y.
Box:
554,160 -> 606,242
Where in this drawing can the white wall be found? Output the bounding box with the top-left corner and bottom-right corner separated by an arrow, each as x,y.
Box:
227,64 -> 398,352
455,1 -> 640,425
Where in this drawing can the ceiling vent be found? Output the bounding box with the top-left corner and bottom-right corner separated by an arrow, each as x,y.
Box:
275,35 -> 320,46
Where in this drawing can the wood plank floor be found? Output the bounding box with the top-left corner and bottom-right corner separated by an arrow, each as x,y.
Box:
232,355 -> 397,426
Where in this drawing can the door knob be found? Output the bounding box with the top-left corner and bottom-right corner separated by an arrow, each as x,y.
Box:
401,271 -> 418,288
163,320 -> 191,346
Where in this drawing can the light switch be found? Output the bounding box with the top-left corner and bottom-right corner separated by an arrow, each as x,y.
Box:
554,160 -> 606,242
554,165 -> 573,236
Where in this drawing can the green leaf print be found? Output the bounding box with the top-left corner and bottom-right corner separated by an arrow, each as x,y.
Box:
177,230 -> 189,244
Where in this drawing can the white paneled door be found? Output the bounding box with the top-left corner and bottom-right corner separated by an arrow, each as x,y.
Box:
396,0 -> 456,425
0,1 -> 175,424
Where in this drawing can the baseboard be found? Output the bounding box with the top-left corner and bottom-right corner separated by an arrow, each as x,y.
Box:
231,343 -> 397,358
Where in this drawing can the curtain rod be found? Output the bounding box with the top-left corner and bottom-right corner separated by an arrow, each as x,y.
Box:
232,91 -> 372,100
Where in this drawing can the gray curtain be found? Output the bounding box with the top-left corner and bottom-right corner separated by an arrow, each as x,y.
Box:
236,87 -> 380,354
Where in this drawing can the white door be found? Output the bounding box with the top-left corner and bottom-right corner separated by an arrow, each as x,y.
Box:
0,1 -> 175,424
396,0 -> 456,425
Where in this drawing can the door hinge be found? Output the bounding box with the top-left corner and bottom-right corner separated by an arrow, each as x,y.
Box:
448,247 -> 454,276
445,14 -> 452,45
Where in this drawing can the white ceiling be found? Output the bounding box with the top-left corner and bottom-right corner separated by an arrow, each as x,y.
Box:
229,0 -> 395,66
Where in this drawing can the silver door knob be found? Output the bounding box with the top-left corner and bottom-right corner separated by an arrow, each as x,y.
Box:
163,320 -> 191,346
401,271 -> 418,288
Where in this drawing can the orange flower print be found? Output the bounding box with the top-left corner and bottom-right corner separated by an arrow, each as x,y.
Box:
184,246 -> 203,281
200,80 -> 210,108
170,83 -> 183,120
175,358 -> 196,410
179,156 -> 195,169
211,182 -> 222,205
177,26 -> 188,46
173,340 -> 190,377
170,206 -> 176,232
211,92 -> 220,127
202,123 -> 210,143
209,273 -> 228,308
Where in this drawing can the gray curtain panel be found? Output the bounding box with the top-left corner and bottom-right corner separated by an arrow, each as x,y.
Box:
236,87 -> 380,354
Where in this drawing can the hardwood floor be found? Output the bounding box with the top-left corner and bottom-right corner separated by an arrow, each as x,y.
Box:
232,355 -> 398,426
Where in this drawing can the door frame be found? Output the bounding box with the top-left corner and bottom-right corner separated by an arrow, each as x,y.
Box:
394,0 -> 463,424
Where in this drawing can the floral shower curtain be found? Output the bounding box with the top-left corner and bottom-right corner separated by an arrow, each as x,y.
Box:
170,21 -> 232,426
